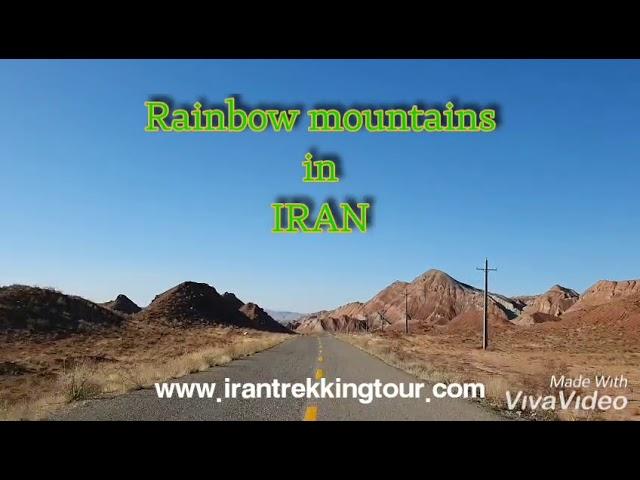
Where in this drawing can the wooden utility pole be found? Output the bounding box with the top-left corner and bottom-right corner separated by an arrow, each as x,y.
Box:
404,286 -> 409,334
476,258 -> 497,350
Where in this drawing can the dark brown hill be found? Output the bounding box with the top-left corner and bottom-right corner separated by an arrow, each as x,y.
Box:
102,294 -> 141,314
138,281 -> 290,333
138,281 -> 246,327
222,292 -> 244,310
0,285 -> 123,332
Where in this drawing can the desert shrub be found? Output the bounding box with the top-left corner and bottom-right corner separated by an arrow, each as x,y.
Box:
61,362 -> 103,402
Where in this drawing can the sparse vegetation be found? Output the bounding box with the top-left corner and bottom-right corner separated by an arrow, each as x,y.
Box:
0,281 -> 293,420
339,331 -> 640,421
62,362 -> 103,402
0,321 -> 288,421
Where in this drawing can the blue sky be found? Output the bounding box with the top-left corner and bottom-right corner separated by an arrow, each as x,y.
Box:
1,60 -> 639,312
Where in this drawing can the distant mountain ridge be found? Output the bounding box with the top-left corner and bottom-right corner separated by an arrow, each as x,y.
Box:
265,309 -> 305,325
5,272 -> 638,336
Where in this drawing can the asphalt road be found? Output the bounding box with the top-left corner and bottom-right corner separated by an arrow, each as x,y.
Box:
53,335 -> 503,421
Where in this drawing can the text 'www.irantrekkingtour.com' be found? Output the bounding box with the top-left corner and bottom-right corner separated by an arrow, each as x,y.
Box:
154,376 -> 631,413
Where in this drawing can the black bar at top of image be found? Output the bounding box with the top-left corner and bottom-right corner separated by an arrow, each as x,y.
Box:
1,20 -> 639,59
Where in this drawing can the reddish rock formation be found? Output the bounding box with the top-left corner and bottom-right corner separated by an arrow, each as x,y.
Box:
445,309 -> 514,332
512,285 -> 578,324
295,269 -> 520,333
549,291 -> 640,342
295,314 -> 367,333
512,311 -> 562,326
566,279 -> 640,313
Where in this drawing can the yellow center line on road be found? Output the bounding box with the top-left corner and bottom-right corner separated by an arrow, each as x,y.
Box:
304,339 -> 325,421
304,405 -> 318,421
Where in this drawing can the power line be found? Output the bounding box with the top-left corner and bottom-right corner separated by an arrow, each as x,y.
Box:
476,258 -> 497,350
404,285 -> 409,335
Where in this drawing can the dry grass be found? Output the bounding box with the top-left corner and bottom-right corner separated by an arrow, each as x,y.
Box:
339,327 -> 639,421
0,320 -> 289,420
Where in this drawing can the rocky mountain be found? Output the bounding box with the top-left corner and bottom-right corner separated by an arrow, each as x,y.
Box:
101,294 -> 141,314
565,279 -> 640,313
0,285 -> 124,332
512,284 -> 578,325
265,309 -> 305,325
528,284 -> 579,315
294,269 -> 521,333
137,281 -> 289,333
